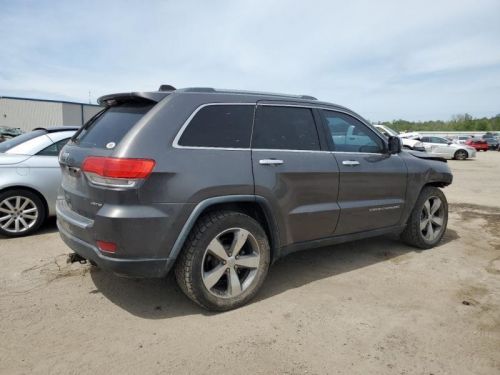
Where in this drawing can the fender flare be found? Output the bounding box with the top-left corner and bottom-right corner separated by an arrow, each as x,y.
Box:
169,195 -> 280,261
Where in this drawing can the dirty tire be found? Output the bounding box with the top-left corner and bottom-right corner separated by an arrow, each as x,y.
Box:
453,149 -> 468,160
175,210 -> 270,311
0,189 -> 46,237
401,186 -> 448,249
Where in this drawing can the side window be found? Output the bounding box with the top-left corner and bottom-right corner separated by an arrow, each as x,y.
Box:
37,138 -> 70,156
178,105 -> 254,148
252,106 -> 320,150
321,110 -> 384,153
434,137 -> 448,144
420,137 -> 429,143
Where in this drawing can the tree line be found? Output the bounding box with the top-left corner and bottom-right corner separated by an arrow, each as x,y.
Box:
379,114 -> 500,132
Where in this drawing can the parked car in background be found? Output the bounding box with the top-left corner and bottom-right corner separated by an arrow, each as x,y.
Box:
374,125 -> 425,151
419,136 -> 476,160
0,126 -> 23,141
452,136 -> 470,145
0,126 -> 78,237
57,86 -> 452,311
465,138 -> 489,152
482,133 -> 499,150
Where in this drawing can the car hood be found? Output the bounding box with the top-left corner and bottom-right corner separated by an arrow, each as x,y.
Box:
0,153 -> 31,165
406,150 -> 447,163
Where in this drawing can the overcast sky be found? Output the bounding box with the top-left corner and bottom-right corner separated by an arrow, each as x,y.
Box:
1,0 -> 499,121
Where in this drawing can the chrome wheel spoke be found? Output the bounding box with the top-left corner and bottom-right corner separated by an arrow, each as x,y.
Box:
430,199 -> 441,215
228,267 -> 242,297
423,200 -> 431,215
3,200 -> 15,211
19,199 -> 30,211
14,218 -> 20,232
203,264 -> 227,290
426,221 -> 434,240
420,219 -> 428,231
235,254 -> 259,269
0,207 -> 12,214
15,196 -> 21,210
431,216 -> 443,226
2,217 -> 14,229
207,238 -> 228,261
22,214 -> 37,220
19,217 -> 29,230
230,228 -> 249,257
22,207 -> 37,214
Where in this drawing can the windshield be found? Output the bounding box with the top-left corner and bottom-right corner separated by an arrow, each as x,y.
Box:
0,130 -> 45,153
377,125 -> 398,137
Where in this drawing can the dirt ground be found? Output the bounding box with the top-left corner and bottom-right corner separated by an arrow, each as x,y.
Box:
1,152 -> 499,375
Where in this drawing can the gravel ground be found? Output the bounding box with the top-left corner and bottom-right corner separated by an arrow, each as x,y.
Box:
0,151 -> 499,375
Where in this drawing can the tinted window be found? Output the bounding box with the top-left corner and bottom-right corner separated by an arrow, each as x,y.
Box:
179,105 -> 254,148
321,110 -> 384,153
252,106 -> 320,150
73,103 -> 153,149
37,138 -> 71,156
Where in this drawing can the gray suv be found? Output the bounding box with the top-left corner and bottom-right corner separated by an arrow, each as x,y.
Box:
57,86 -> 452,311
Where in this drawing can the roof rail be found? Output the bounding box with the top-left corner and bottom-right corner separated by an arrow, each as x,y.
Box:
181,87 -> 216,93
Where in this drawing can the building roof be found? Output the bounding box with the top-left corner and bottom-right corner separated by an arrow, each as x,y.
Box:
0,96 -> 101,107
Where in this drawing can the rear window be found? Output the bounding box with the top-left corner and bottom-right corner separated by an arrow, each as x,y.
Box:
0,130 -> 45,153
178,105 -> 254,148
73,103 -> 153,148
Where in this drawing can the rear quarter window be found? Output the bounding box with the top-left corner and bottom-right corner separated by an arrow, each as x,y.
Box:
73,103 -> 153,149
178,105 -> 254,148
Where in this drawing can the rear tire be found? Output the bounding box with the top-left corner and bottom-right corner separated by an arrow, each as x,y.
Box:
401,186 -> 448,249
0,189 -> 46,237
175,210 -> 270,311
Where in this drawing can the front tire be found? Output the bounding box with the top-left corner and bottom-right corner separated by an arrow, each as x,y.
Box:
453,149 -> 468,160
175,210 -> 270,311
401,186 -> 448,249
0,189 -> 46,237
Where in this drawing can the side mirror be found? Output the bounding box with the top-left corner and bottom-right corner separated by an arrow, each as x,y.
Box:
387,136 -> 402,154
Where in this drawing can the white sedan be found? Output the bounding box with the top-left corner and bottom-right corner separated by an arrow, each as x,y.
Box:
0,126 -> 78,237
418,136 -> 476,160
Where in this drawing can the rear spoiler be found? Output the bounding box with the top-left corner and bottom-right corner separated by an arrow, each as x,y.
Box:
97,91 -> 171,107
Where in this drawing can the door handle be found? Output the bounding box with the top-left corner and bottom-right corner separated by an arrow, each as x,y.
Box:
342,160 -> 360,166
259,159 -> 284,166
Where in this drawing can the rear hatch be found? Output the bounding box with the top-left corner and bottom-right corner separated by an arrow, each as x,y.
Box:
59,93 -> 165,220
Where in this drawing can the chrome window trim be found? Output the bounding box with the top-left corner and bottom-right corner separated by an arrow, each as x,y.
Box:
172,102 -> 387,155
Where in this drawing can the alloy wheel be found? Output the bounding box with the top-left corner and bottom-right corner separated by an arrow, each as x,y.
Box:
201,228 -> 261,298
420,196 -> 444,242
0,196 -> 39,234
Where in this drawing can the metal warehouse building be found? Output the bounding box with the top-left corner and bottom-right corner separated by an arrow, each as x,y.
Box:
0,96 -> 102,133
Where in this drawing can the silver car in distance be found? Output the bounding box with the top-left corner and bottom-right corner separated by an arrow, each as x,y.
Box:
0,126 -> 78,237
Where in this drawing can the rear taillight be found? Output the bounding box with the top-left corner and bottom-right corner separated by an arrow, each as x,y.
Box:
82,156 -> 155,188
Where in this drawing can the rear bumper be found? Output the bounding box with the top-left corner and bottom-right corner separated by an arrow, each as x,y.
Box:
56,198 -> 190,278
58,223 -> 174,277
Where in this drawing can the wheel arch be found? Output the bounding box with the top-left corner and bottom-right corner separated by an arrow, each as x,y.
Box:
170,195 -> 281,263
0,185 -> 49,220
